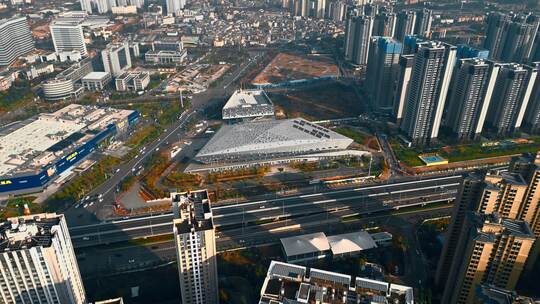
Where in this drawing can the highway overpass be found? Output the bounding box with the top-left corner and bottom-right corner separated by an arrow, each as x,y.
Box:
69,175 -> 463,248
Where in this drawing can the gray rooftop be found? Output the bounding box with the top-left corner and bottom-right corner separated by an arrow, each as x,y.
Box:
0,213 -> 62,251
196,118 -> 352,159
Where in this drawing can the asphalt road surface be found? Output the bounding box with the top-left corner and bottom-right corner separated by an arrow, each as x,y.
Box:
69,175 -> 462,248
64,52 -> 263,226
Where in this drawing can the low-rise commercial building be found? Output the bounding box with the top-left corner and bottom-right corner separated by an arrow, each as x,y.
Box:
82,71 -> 111,91
0,104 -> 139,194
115,71 -> 150,91
222,89 -> 274,122
42,78 -> 83,101
259,261 -> 414,304
145,49 -> 187,64
281,231 -> 386,263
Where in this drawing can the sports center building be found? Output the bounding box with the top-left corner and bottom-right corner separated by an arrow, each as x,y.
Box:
0,104 -> 139,195
222,89 -> 274,122
189,118 -> 368,172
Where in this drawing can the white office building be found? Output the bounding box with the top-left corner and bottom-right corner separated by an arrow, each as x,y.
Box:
102,42 -> 132,77
0,16 -> 34,66
82,71 -> 112,91
115,71 -> 150,91
50,19 -> 87,56
0,213 -> 86,304
172,190 -> 219,304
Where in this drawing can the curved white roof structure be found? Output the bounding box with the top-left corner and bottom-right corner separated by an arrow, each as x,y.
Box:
280,232 -> 330,258
195,118 -> 353,164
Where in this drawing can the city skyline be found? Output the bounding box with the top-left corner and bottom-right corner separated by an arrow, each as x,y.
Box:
0,0 -> 539,302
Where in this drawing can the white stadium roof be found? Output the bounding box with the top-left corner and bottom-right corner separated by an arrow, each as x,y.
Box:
195,118 -> 353,163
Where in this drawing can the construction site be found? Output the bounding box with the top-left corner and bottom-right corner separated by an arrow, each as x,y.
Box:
251,53 -> 339,88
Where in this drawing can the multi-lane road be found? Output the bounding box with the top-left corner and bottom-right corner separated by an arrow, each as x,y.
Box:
69,174 -> 462,248
64,52 -> 264,226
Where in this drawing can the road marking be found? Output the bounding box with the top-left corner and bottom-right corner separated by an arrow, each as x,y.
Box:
213,175 -> 461,210
213,183 -> 460,218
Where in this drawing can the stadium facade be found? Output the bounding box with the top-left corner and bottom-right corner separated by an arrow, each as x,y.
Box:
194,118 -> 355,165
0,104 -> 139,195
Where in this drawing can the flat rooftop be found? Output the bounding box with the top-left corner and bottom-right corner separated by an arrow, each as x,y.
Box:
82,71 -> 110,80
223,90 -> 273,110
0,213 -> 62,252
222,90 -> 274,120
172,190 -> 214,234
0,104 -> 134,177
260,261 -> 414,304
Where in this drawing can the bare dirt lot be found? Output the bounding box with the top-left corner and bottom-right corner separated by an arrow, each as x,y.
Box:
251,53 -> 339,85
267,81 -> 367,120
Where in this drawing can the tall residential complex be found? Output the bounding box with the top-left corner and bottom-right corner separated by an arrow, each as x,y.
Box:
435,173 -> 483,287
80,0 -> 92,13
400,41 -> 456,145
172,190 -> 219,304
313,0 -> 326,19
394,10 -> 416,41
101,41 -> 132,77
437,153 -> 540,302
393,54 -> 414,125
508,153 -> 540,236
50,19 -> 87,56
166,0 -> 185,16
445,58 -> 499,140
440,213 -> 535,304
0,16 -> 34,67
0,213 -> 86,303
524,62 -> 540,133
344,15 -> 374,65
327,1 -> 347,22
95,0 -> 109,14
366,37 -> 402,112
485,63 -> 537,135
289,0 -> 309,18
413,8 -> 432,38
484,12 -> 540,63
372,12 -> 396,37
